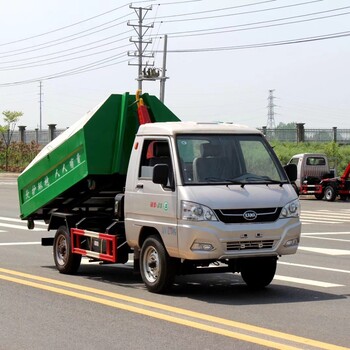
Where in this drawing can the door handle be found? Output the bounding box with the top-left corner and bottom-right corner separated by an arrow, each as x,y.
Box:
136,183 -> 143,189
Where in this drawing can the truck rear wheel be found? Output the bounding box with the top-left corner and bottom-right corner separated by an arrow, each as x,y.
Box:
140,235 -> 175,293
324,186 -> 336,201
240,257 -> 277,289
53,226 -> 81,274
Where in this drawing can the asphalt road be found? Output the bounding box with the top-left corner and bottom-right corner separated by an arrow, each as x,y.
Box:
1,173 -> 349,350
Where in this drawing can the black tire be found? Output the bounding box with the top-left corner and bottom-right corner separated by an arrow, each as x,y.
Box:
314,193 -> 324,200
324,186 -> 336,202
53,226 -> 81,274
140,235 -> 175,293
240,257 -> 277,289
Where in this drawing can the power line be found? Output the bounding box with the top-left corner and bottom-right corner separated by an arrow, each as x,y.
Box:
0,17 -> 133,58
0,3 -> 130,47
0,0 -> 202,55
2,27 -> 349,87
0,0 -> 317,57
150,30 -> 350,53
0,52 -> 131,87
154,0 -> 322,23
151,0 -> 277,19
157,0 -> 203,5
1,1 -> 348,87
0,42 -> 133,71
150,6 -> 350,38
0,35 -> 133,68
0,0 -> 325,69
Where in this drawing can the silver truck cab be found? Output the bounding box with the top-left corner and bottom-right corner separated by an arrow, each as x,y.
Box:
125,122 -> 301,292
288,153 -> 330,189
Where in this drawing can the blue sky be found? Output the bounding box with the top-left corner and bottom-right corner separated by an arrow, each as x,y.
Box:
1,0 -> 349,129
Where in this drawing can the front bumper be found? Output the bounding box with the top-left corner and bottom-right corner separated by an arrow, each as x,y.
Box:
176,217 -> 301,260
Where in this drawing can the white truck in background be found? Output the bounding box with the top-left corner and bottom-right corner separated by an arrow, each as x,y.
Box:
288,153 -> 334,199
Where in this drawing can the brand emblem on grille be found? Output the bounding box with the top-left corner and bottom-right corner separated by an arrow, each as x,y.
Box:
243,210 -> 258,221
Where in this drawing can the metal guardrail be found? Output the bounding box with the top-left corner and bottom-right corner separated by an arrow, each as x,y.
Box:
4,126 -> 350,145
8,127 -> 66,145
260,127 -> 350,144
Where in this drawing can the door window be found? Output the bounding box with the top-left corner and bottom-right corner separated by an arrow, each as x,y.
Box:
139,139 -> 174,188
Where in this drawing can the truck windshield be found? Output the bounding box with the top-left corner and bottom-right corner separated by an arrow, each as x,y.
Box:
176,134 -> 287,185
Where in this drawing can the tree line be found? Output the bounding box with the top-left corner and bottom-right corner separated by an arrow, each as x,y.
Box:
1,114 -> 350,175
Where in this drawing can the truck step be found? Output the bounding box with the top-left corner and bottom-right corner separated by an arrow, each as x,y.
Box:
71,228 -> 117,262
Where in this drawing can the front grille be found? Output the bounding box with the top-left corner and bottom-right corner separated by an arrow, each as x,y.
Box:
214,207 -> 282,223
227,240 -> 275,251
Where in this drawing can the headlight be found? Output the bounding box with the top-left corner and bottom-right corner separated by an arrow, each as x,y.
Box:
181,201 -> 217,221
279,198 -> 300,218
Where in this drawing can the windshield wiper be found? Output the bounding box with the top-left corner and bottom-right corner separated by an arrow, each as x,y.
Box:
204,177 -> 244,185
202,175 -> 287,187
229,174 -> 288,187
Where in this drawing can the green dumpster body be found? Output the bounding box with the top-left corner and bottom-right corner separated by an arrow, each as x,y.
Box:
17,93 -> 180,221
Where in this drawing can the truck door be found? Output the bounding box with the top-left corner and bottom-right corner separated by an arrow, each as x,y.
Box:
125,138 -> 178,256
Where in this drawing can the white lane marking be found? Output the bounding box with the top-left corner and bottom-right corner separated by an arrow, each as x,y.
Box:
0,242 -> 41,246
279,261 -> 350,274
0,222 -> 46,231
301,219 -> 340,224
302,236 -> 350,242
0,181 -> 16,185
274,275 -> 344,288
302,211 -> 350,219
301,211 -> 350,224
302,218 -> 350,223
301,218 -> 350,224
0,216 -> 47,226
314,209 -> 350,213
298,246 -> 350,256
302,232 -> 350,235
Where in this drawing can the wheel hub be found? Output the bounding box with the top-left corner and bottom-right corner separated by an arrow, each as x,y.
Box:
144,248 -> 159,283
56,236 -> 68,265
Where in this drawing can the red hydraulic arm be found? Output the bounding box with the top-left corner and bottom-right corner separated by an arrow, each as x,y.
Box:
340,163 -> 350,180
136,89 -> 152,125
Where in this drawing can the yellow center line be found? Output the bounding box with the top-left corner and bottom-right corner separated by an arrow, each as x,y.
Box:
0,268 -> 348,350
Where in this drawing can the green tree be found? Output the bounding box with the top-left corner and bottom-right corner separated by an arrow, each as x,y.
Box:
276,122 -> 297,129
0,110 -> 23,171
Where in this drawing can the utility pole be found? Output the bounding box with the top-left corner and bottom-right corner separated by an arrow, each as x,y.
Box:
266,89 -> 276,129
39,81 -> 43,131
127,5 -> 154,91
159,34 -> 168,103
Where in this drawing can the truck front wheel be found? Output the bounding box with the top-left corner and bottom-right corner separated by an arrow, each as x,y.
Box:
53,226 -> 81,274
140,235 -> 175,293
240,257 -> 277,289
314,193 -> 324,200
324,186 -> 336,201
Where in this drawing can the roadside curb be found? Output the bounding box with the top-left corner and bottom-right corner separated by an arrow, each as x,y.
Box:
0,173 -> 20,178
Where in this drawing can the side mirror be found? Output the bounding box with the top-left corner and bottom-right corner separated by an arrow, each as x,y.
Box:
284,163 -> 297,182
152,164 -> 169,187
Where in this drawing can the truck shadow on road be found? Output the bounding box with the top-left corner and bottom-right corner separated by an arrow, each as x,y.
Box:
47,263 -> 347,306
170,273 -> 347,305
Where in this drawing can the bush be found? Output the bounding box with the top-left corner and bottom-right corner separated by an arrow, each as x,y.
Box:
0,140 -> 41,172
1,139 -> 350,176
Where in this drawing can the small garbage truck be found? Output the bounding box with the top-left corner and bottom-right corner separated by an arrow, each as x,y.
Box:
288,153 -> 332,198
18,92 -> 301,293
